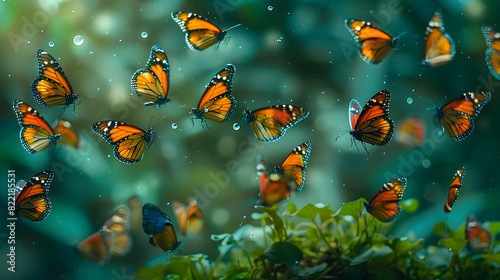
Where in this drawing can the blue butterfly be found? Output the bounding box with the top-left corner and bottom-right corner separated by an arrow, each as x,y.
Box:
142,203 -> 180,252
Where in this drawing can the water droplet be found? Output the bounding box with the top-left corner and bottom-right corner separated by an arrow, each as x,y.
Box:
141,31 -> 148,38
422,159 -> 431,168
137,186 -> 141,189
171,123 -> 178,129
108,79 -> 112,82
86,157 -> 91,162
407,97 -> 413,104
33,242 -> 35,245
107,155 -> 110,158
73,35 -> 84,46
177,67 -> 181,71
48,41 -> 55,47
268,5 -> 274,11
250,232 -> 254,237
233,123 -> 240,130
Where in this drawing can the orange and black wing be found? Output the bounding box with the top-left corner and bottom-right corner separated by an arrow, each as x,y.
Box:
242,105 -> 309,142
101,206 -> 132,257
13,100 -> 61,154
31,49 -> 78,108
349,89 -> 395,146
191,64 -> 237,123
172,11 -> 225,51
172,200 -> 204,235
131,45 -> 171,108
257,156 -> 294,206
466,214 -> 492,253
345,19 -> 397,64
142,203 -> 180,252
15,170 -> 53,222
91,120 -> 154,164
482,25 -> 500,80
423,10 -> 455,67
443,167 -> 465,213
364,177 -> 406,223
77,229 -> 115,264
436,91 -> 491,140
275,142 -> 312,191
55,119 -> 79,148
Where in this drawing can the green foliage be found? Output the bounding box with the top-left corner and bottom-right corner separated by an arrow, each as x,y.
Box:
136,200 -> 499,279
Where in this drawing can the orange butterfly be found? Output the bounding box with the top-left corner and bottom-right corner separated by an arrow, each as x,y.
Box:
13,99 -> 61,154
364,177 -> 406,223
190,64 -> 237,124
443,167 -> 465,214
423,10 -> 455,67
481,25 -> 500,80
435,91 -> 491,141
171,11 -> 242,51
92,120 -> 154,164
15,170 -> 53,222
347,89 -> 395,150
345,19 -> 402,64
142,203 -> 180,252
396,116 -> 426,148
76,229 -> 115,264
242,105 -> 309,142
31,49 -> 79,110
131,45 -> 171,108
55,119 -> 79,148
465,214 -> 492,253
172,199 -> 204,235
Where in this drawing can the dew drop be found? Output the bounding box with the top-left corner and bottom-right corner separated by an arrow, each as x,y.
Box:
268,5 -> 274,11
48,41 -> 55,47
73,35 -> 85,46
407,97 -> 413,104
171,123 -> 178,129
422,159 -> 431,168
233,123 -> 241,130
250,232 -> 254,237
86,157 -> 91,162
107,155 -> 110,158
141,31 -> 148,38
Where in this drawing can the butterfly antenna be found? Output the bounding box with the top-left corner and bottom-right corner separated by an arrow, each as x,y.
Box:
362,142 -> 370,154
151,115 -> 168,128
419,95 -> 438,109
178,104 -> 190,109
335,130 -> 350,141
226,23 -> 243,31
79,95 -> 98,103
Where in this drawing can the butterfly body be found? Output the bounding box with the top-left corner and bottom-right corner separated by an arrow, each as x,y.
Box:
142,203 -> 180,252
482,25 -> 500,80
15,170 -> 53,222
364,177 -> 406,223
443,167 -> 465,214
423,10 -> 455,67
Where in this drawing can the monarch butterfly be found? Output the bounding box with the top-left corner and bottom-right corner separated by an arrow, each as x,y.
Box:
396,116 -> 426,148
15,170 -> 53,222
131,45 -> 171,108
242,105 -> 309,142
172,11 -> 242,51
481,25 -> 500,80
13,100 -> 61,154
423,10 -> 455,67
347,89 -> 395,150
76,228 -> 114,264
443,167 -> 465,214
91,120 -> 154,164
345,19 -> 401,64
55,119 -> 79,148
172,199 -> 204,235
190,64 -> 237,124
31,49 -> 79,110
435,91 -> 491,141
465,214 -> 491,253
364,178 -> 406,223
142,203 -> 180,252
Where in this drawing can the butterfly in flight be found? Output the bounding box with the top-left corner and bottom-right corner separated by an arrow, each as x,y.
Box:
142,203 -> 180,252
31,49 -> 79,112
364,177 -> 407,223
55,119 -> 79,148
443,167 -> 465,214
242,105 -> 309,142
172,199 -> 204,235
345,19 -> 402,64
91,120 -> 154,164
190,64 -> 237,125
481,25 -> 500,80
345,89 -> 395,152
131,45 -> 171,108
423,10 -> 455,67
171,11 -> 242,51
465,214 -> 492,253
15,170 -> 53,222
13,99 -> 61,154
434,91 -> 491,141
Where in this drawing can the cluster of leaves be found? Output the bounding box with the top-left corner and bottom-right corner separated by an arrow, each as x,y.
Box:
135,199 -> 500,279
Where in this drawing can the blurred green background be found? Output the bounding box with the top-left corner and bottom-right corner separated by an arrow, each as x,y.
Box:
1,0 -> 499,279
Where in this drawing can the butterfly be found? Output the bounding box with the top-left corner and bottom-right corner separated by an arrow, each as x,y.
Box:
172,11 -> 242,51
242,105 -> 309,142
55,119 -> 79,148
465,214 -> 492,253
13,99 -> 61,154
347,89 -> 395,150
345,19 -> 401,64
396,116 -> 426,148
131,45 -> 171,108
190,64 -> 237,125
481,25 -> 500,80
76,228 -> 115,264
142,203 -> 180,252
423,10 -> 455,67
443,167 -> 465,214
364,177 -> 406,223
14,170 -> 53,222
172,199 -> 204,235
91,120 -> 154,164
31,49 -> 79,110
435,91 -> 491,141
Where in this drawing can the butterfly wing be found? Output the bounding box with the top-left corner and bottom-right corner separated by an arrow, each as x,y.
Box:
172,11 -> 225,51
350,89 -> 395,146
275,142 -> 312,192
466,214 -> 492,252
443,167 -> 465,213
191,64 -> 237,123
173,200 -> 203,235
142,203 -> 179,252
55,119 -> 79,148
364,177 -> 406,223
15,170 -> 53,222
101,206 -> 132,257
131,45 -> 171,108
423,10 -> 455,67
77,229 -> 115,264
31,49 -> 78,108
349,99 -> 362,131
91,120 -> 154,164
345,19 -> 396,64
482,25 -> 500,80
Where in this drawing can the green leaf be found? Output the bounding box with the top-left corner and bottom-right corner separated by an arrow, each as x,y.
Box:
372,246 -> 393,259
293,203 -> 320,220
399,198 -> 419,213
289,262 -> 327,276
286,202 -> 298,215
392,237 -> 424,256
336,198 -> 366,217
264,241 -> 303,265
438,238 -> 467,255
342,247 -> 373,265
488,221 -> 500,240
483,252 -> 500,264
425,247 -> 452,270
251,212 -> 267,220
259,205 -> 286,240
